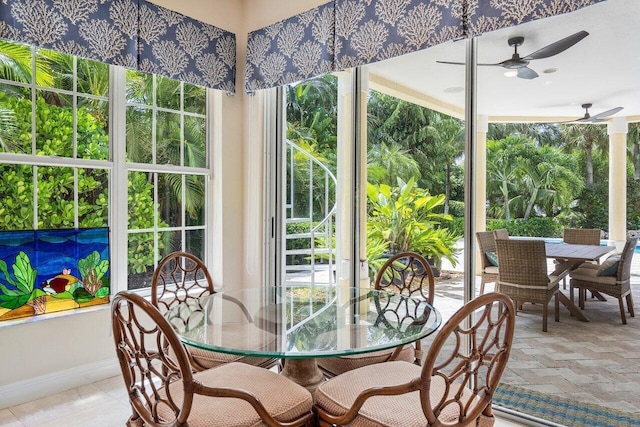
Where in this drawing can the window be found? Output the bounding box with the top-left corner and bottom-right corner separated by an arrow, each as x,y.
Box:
0,40 -> 211,296
125,72 -> 209,289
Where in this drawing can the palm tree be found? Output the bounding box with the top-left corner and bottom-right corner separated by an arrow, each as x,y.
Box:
486,136 -> 528,222
628,122 -> 640,181
425,111 -> 463,214
560,123 -> 608,186
367,142 -> 420,186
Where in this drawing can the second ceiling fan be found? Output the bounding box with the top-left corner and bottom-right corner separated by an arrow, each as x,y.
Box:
437,30 -> 589,79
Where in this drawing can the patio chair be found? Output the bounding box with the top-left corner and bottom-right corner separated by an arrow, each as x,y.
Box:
558,228 -> 601,288
151,251 -> 279,371
111,291 -> 314,427
495,239 -> 567,332
317,251 -> 434,377
314,292 -> 515,427
569,237 -> 638,324
476,231 -> 500,295
493,228 -> 509,240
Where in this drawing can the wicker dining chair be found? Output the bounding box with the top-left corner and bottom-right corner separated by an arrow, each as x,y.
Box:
314,292 -> 516,427
563,228 -> 601,246
476,231 -> 500,295
112,291 -> 314,427
495,238 -> 567,332
317,251 -> 435,377
151,251 -> 279,371
493,228 -> 509,241
558,228 -> 601,289
570,237 -> 638,324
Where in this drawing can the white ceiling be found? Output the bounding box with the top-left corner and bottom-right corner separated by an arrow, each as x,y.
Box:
368,0 -> 640,122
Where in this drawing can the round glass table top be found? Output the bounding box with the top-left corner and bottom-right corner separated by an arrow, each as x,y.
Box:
164,285 -> 441,359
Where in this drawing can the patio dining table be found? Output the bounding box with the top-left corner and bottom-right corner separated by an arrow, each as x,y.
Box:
544,242 -> 616,321
164,284 -> 441,392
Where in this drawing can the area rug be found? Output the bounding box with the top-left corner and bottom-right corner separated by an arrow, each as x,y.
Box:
494,383 -> 640,427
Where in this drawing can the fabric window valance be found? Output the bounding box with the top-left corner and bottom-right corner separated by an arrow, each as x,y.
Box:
0,0 -> 236,93
246,0 -> 607,92
245,1 -> 335,93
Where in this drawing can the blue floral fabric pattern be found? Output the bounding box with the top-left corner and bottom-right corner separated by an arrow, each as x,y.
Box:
335,0 -> 463,70
0,0 -> 138,69
467,0 -> 608,37
138,1 -> 236,94
0,0 -> 236,93
245,1 -> 335,92
245,0 -> 608,92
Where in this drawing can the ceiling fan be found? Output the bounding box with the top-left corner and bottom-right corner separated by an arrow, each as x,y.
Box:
436,30 -> 589,79
563,103 -> 624,123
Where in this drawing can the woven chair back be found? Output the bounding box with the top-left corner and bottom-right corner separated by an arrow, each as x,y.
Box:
476,231 -> 497,269
420,292 -> 515,425
563,228 -> 600,245
112,291 -> 194,426
493,229 -> 509,240
495,239 -> 549,288
617,237 -> 638,282
374,251 -> 435,303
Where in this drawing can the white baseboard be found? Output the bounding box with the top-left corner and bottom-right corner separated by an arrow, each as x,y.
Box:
0,358 -> 120,409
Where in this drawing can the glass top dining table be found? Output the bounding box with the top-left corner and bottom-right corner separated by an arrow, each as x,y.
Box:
164,284 -> 441,390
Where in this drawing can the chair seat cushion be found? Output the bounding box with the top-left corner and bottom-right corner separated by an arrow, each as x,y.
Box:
188,346 -> 278,370
317,344 -> 415,377
484,266 -> 499,275
571,266 -> 617,285
315,361 -> 488,427
159,362 -> 312,427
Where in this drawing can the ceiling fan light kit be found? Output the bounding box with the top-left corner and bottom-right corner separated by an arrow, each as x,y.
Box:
436,30 -> 589,80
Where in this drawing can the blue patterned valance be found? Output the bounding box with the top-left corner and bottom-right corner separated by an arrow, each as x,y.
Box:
245,0 -> 607,92
245,1 -> 335,93
0,0 -> 236,93
138,2 -> 236,93
335,0 -> 463,70
467,0 -> 608,37
0,0 -> 138,69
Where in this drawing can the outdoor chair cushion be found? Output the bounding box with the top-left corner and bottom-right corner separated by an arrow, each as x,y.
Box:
597,254 -> 621,276
571,265 -> 618,285
157,362 -> 313,427
484,265 -> 499,275
485,251 -> 499,266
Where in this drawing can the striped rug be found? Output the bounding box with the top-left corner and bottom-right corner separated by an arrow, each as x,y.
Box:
494,383 -> 640,427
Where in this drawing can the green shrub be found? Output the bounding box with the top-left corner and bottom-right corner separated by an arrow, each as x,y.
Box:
487,217 -> 562,237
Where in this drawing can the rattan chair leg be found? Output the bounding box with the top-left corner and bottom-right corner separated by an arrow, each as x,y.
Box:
542,303 -> 548,332
618,297 -> 627,324
480,279 -> 486,296
627,294 -> 635,317
555,293 -> 559,322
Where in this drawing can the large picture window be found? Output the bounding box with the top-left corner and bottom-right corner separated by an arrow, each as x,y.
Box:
0,40 -> 211,297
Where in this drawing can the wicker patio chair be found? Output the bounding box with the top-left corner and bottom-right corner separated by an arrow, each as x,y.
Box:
476,231 -> 500,295
493,228 -> 509,240
111,291 -> 314,427
558,228 -> 601,288
317,251 -> 435,377
151,251 -> 279,371
569,237 -> 638,324
315,292 -> 515,427
495,239 -> 567,332
563,228 -> 601,245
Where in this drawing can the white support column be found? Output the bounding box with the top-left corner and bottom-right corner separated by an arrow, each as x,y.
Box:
474,115 -> 488,277
608,117 -> 628,248
358,68 -> 370,290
